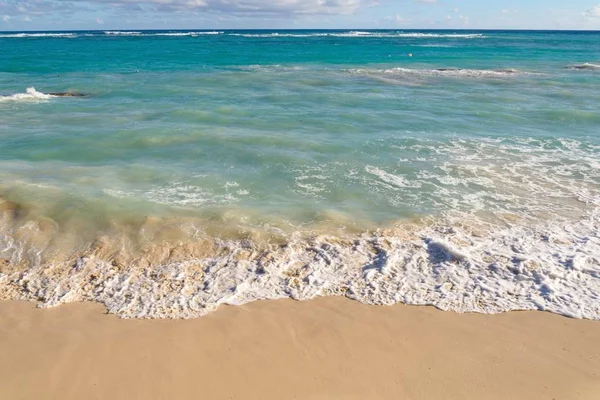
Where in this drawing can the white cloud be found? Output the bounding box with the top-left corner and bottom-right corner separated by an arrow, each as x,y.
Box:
459,14 -> 468,25
96,17 -> 104,24
385,13 -> 405,23
23,15 -> 31,21
584,5 -> 600,18
72,0 -> 365,15
2,15 -> 10,22
0,0 -> 372,20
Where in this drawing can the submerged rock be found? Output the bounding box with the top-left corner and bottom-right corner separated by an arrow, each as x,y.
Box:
47,92 -> 88,97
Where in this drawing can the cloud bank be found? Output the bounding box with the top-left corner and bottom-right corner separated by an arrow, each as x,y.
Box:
1,0 -> 366,17
584,5 -> 600,18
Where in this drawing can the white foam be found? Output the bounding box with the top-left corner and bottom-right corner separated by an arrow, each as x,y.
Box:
349,67 -> 523,80
384,33 -> 484,38
230,33 -> 312,38
0,33 -> 76,38
1,137 -> 599,320
0,87 -> 53,102
229,32 -> 485,39
104,31 -> 142,36
415,44 -> 454,48
105,182 -> 240,207
365,166 -> 421,188
103,31 -> 223,37
1,210 -> 598,319
237,64 -> 305,72
567,63 -> 600,70
152,31 -> 223,36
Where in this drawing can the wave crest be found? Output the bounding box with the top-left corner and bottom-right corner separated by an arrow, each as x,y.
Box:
0,87 -> 53,102
0,211 -> 598,320
567,63 -> 600,71
0,33 -> 76,38
348,67 -> 525,84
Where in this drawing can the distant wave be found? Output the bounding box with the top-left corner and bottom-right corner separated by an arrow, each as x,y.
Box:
104,31 -> 142,36
0,33 -> 76,38
229,31 -> 485,39
391,33 -> 484,38
103,31 -> 223,37
237,64 -> 306,72
349,67 -> 524,81
153,31 -> 223,36
0,87 -> 53,102
0,31 -> 484,39
566,63 -> 600,71
415,44 -> 455,48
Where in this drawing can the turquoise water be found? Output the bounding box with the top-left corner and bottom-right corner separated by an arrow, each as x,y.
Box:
0,30 -> 599,319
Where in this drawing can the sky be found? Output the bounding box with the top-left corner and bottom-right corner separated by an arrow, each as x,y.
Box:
1,0 -> 600,31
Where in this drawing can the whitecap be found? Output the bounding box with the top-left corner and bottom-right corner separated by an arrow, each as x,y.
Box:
152,31 -> 223,36
227,32 -> 485,39
1,211 -> 598,320
0,87 -> 53,102
566,63 -> 600,71
104,31 -> 142,36
0,33 -> 76,38
348,67 -> 525,82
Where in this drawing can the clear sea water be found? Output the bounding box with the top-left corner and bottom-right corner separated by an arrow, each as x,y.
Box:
0,30 -> 599,319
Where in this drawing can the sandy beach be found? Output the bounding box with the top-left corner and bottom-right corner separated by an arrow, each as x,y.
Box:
0,298 -> 599,400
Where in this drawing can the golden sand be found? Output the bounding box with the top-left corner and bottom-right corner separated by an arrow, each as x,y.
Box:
0,297 -> 599,400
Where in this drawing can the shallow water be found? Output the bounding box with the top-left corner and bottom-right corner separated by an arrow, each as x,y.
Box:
0,30 -> 599,318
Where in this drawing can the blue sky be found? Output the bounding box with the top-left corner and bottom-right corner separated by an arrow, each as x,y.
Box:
1,0 -> 600,31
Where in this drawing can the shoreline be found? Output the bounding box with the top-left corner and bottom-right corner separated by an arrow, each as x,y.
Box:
2,205 -> 598,320
1,297 -> 599,399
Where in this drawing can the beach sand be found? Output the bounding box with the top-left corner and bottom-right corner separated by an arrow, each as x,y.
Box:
0,297 -> 599,400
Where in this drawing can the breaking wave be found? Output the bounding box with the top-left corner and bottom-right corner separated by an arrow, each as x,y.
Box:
0,209 -> 597,320
0,136 -> 598,319
0,33 -> 76,38
0,30 -> 484,40
0,87 -> 53,102
104,31 -> 142,36
228,31 -> 485,38
347,67 -> 526,84
103,31 -> 223,37
566,63 -> 600,71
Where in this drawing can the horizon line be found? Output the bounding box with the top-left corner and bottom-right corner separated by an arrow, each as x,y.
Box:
1,28 -> 600,33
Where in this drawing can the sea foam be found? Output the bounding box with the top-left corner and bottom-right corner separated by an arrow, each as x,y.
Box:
567,63 -> 600,70
228,32 -> 485,39
0,87 -> 53,102
349,67 -> 523,80
0,210 -> 598,319
0,33 -> 76,38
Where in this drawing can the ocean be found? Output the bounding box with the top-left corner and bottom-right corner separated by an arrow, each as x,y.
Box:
0,30 -> 598,319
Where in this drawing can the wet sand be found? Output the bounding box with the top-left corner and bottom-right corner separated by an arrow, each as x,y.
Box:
0,297 -> 599,400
